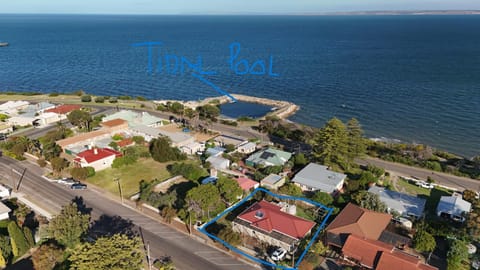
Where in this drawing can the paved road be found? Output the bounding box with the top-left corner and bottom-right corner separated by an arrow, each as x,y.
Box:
358,157 -> 480,191
0,156 -> 252,270
14,107 -> 114,140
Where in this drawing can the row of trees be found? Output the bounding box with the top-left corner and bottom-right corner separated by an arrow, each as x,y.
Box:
32,202 -> 144,270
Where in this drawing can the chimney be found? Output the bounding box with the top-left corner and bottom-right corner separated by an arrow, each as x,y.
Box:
94,148 -> 98,155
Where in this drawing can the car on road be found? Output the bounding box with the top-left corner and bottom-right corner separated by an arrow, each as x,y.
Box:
57,178 -> 77,186
71,183 -> 87,190
271,247 -> 287,261
415,181 -> 434,189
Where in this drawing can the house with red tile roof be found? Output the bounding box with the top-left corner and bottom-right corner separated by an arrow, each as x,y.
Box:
325,203 -> 392,248
341,235 -> 437,270
232,200 -> 316,252
45,104 -> 82,115
73,148 -> 122,171
235,177 -> 259,192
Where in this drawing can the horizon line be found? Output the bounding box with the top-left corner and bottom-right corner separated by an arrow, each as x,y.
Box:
2,9 -> 480,16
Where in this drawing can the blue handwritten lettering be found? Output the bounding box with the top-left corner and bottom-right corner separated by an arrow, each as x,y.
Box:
132,41 -> 280,102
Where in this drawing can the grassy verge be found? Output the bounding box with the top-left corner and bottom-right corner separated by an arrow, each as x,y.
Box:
86,158 -> 172,198
396,178 -> 431,196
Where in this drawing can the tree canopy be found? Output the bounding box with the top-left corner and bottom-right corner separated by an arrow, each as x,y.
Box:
67,109 -> 92,131
47,202 -> 90,249
217,176 -> 242,204
278,183 -> 303,197
32,242 -> 64,270
311,191 -> 333,206
69,234 -> 143,270
185,184 -> 221,219
149,137 -> 186,163
413,228 -> 436,253
447,239 -> 468,270
351,191 -> 387,212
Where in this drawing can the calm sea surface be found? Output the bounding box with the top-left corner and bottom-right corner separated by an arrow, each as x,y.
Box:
0,15 -> 479,157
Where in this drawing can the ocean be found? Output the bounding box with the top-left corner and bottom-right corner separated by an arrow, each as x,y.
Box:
0,14 -> 479,158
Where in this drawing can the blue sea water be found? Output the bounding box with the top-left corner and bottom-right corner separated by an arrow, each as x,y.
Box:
0,14 -> 479,158
220,101 -> 272,119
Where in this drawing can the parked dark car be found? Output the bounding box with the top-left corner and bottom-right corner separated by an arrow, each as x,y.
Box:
71,183 -> 87,190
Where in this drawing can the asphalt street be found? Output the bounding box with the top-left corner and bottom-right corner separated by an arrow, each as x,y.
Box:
0,156 -> 252,270
358,157 -> 480,191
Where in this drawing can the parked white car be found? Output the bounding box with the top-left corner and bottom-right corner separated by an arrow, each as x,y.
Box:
271,247 -> 287,261
415,181 -> 434,189
57,178 -> 77,186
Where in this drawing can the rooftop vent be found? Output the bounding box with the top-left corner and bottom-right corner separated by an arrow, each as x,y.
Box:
255,210 -> 264,219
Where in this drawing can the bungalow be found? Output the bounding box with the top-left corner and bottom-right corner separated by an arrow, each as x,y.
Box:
180,142 -> 205,155
214,134 -> 247,148
0,101 -> 29,115
206,155 -> 230,170
235,177 -> 259,192
232,200 -> 316,252
368,186 -> 426,219
129,124 -> 194,147
437,193 -> 471,222
341,234 -> 437,270
325,203 -> 392,248
206,146 -> 226,157
101,119 -> 129,133
260,174 -> 286,190
237,142 -> 257,154
103,110 -> 165,128
245,148 -> 292,167
292,163 -> 346,194
73,147 -> 122,171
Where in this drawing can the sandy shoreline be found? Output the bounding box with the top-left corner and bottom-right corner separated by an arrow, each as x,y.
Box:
154,93 -> 299,119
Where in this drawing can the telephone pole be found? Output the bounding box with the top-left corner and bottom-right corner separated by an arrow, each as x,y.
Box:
114,178 -> 124,204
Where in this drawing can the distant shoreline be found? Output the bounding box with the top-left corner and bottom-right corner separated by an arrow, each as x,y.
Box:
2,10 -> 480,16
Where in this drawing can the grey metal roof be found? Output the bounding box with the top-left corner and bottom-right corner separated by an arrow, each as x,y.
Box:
292,163 -> 346,193
437,195 -> 471,217
368,186 -> 426,217
262,174 -> 283,185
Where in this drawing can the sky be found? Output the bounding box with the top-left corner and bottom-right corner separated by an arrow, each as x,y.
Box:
3,0 -> 480,15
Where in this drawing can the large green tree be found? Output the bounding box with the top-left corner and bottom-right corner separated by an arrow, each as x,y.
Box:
149,137 -> 186,163
413,227 -> 436,259
185,184 -> 221,219
0,235 -> 12,263
311,191 -> 333,206
217,177 -> 243,204
47,202 -> 90,249
69,234 -> 143,270
314,118 -> 348,168
351,191 -> 387,212
67,110 -> 92,131
346,118 -> 367,161
278,183 -> 303,197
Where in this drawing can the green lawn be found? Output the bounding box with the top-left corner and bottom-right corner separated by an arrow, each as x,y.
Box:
86,158 -> 172,198
396,178 -> 431,196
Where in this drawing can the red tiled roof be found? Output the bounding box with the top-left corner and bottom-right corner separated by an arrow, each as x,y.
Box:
326,203 -> 392,240
237,200 -> 315,240
236,177 -> 259,191
101,118 -> 128,128
342,235 -> 438,270
342,234 -> 393,268
117,138 -> 133,148
75,148 -> 122,164
45,104 -> 82,114
376,250 -> 438,270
